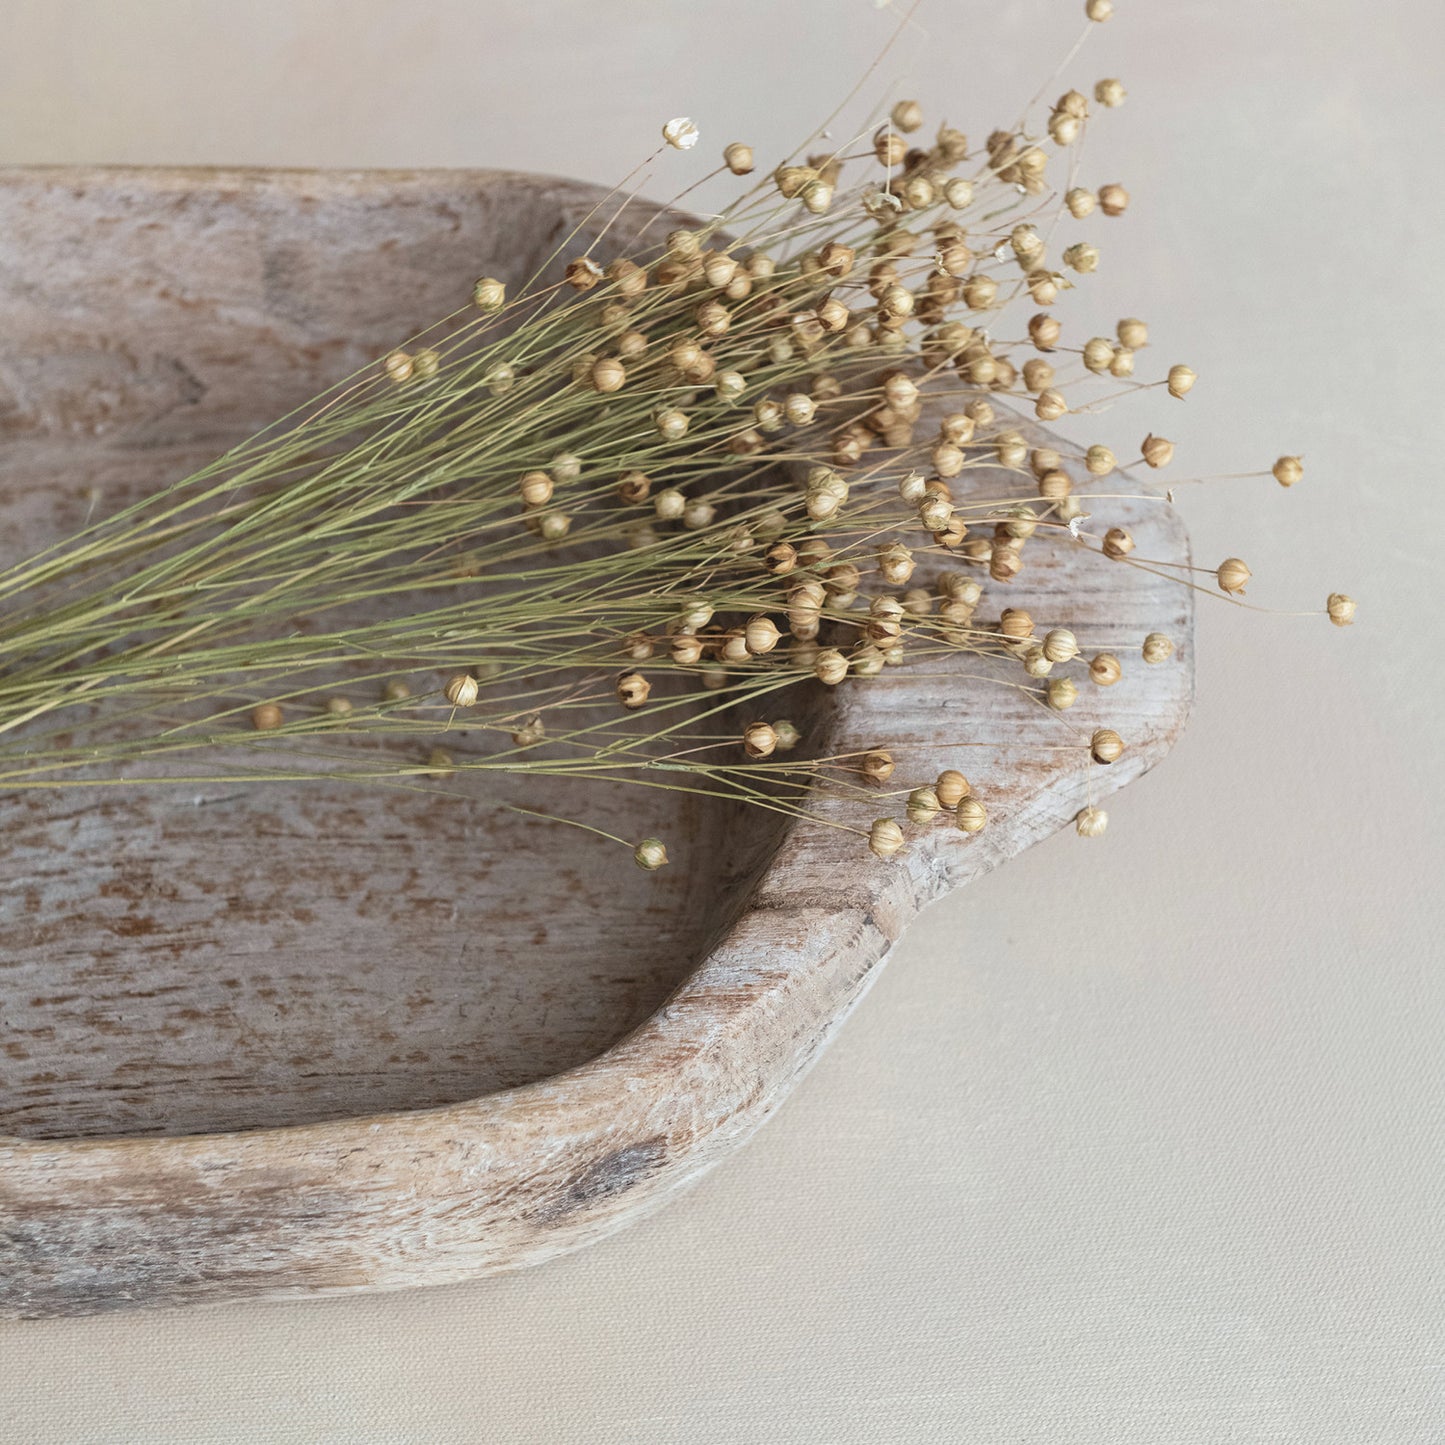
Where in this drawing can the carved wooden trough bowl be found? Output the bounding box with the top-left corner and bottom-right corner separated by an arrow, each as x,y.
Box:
0,168 -> 1192,1317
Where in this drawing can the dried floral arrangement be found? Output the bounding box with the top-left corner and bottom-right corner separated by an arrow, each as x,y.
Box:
0,1 -> 1354,872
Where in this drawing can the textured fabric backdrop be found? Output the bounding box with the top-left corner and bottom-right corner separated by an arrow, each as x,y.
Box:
0,1 -> 1440,1440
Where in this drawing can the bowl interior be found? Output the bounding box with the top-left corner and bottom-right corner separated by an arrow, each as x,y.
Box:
0,168 -> 793,1138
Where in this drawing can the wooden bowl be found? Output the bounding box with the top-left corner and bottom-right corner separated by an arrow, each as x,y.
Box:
0,168 -> 1192,1317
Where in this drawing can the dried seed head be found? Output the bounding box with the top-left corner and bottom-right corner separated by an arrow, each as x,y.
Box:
1022,358 -> 1055,393
1029,313 -> 1062,351
384,350 -> 414,384
1095,77 -> 1127,107
773,720 -> 801,751
1090,728 -> 1125,764
1065,187 -> 1097,219
621,633 -> 654,662
999,607 -> 1035,641
670,634 -> 704,666
1042,627 -> 1080,663
662,116 -> 700,150
1167,364 -> 1197,398
815,649 -> 849,686
715,370 -> 747,402
869,817 -> 906,859
1089,652 -> 1123,686
1102,526 -> 1135,559
1064,242 -> 1100,274
1142,632 -> 1175,663
878,541 -> 916,586
551,452 -> 583,483
1117,316 -> 1148,348
862,749 -> 896,784
723,141 -> 755,174
1326,592 -> 1357,627
1086,0 -> 1113,19
784,392 -> 817,427
616,672 -> 652,710
1075,806 -> 1109,838
955,796 -> 988,833
1098,182 -> 1130,216
1036,389 -> 1068,421
745,615 -> 782,655
1273,455 -> 1304,487
538,512 -> 572,541
1048,676 -> 1079,710
518,471 -> 554,507
472,276 -> 506,312
743,721 -> 779,758
617,470 -> 651,504
935,769 -> 971,809
634,837 -> 670,871
413,349 -> 440,379
907,787 -> 942,824
1083,336 -> 1116,372
655,408 -> 689,441
382,679 -> 412,702
892,99 -> 924,133
250,703 -> 283,731
944,177 -> 975,209
1142,434 -> 1175,468
654,488 -> 686,521
565,257 -> 604,291
591,357 -> 626,393
1023,646 -> 1053,677
444,673 -> 479,708
1217,557 -> 1252,595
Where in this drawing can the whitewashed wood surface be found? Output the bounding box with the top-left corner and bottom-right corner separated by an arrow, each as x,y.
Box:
0,168 -> 1193,1317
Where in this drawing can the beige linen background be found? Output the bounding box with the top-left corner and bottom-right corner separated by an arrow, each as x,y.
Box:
1,1 -> 1441,1440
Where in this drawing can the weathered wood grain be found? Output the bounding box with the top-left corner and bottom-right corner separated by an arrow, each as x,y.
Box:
0,168 -> 1192,1317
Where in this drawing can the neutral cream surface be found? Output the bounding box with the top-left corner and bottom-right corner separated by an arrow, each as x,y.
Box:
0,1 -> 1440,1440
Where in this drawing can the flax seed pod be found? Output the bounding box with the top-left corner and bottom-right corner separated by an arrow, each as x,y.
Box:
1142,434 -> 1174,468
1036,389 -> 1068,421
1048,676 -> 1079,710
935,769 -> 971,809
862,749 -> 896,784
743,722 -> 778,759
1029,313 -> 1061,350
1089,652 -> 1123,686
1326,593 -> 1357,627
1075,806 -> 1109,838
955,797 -> 987,833
745,615 -> 782,656
616,672 -> 651,709
1273,455 -> 1304,487
1096,77 -> 1127,107
634,838 -> 669,871
1042,628 -> 1079,663
1090,728 -> 1125,764
591,357 -> 626,393
1142,632 -> 1175,663
1217,557 -> 1251,595
868,818 -> 906,859
1167,364 -> 1197,398
250,703 -> 284,731
472,276 -> 506,312
617,470 -> 651,504
444,674 -> 479,708
670,633 -> 704,666
1102,527 -> 1135,560
773,720 -> 801,751
1098,183 -> 1130,216
1083,337 -> 1116,373
815,649 -> 849,686
518,471 -> 554,507
878,542 -> 916,586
